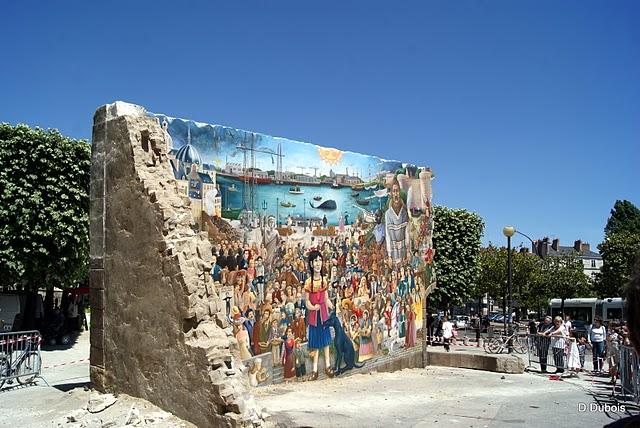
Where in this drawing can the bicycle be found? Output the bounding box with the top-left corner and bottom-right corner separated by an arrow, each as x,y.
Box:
0,333 -> 42,388
484,329 -> 527,354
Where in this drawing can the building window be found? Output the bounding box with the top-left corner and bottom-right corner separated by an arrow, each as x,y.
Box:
591,260 -> 596,268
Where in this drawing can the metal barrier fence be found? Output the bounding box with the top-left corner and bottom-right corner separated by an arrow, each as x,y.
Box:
619,345 -> 640,403
0,330 -> 42,388
527,334 -> 569,372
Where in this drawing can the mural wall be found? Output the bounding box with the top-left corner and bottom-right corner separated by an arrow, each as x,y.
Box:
153,113 -> 435,384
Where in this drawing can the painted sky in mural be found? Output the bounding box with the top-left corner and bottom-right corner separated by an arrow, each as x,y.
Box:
155,114 -> 403,178
154,113 -> 410,226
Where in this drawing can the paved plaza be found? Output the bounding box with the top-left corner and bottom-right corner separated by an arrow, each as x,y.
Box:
1,331 -> 637,427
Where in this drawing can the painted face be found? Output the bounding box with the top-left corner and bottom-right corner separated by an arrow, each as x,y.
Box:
392,183 -> 401,203
313,255 -> 323,273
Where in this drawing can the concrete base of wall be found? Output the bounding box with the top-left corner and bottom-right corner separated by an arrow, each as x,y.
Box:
367,348 -> 524,375
257,346 -> 523,387
427,350 -> 525,374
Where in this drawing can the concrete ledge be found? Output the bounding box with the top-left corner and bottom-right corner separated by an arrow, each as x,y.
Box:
261,345 -> 524,386
428,350 -> 524,374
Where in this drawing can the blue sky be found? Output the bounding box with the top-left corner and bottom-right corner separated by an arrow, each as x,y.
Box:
1,1 -> 638,249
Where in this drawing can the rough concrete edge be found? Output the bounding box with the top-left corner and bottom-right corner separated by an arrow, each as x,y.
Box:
90,101 -> 266,428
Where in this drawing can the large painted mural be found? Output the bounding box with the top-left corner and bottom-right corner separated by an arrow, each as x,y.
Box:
153,113 -> 435,384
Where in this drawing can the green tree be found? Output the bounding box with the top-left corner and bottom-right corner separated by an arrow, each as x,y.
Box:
431,206 -> 484,310
604,200 -> 640,237
511,249 -> 547,319
543,253 -> 592,314
597,231 -> 640,297
476,245 -> 546,319
0,123 -> 90,292
476,245 -> 506,303
597,200 -> 640,297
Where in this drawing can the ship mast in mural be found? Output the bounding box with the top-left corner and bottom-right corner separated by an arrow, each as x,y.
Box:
230,132 -> 284,217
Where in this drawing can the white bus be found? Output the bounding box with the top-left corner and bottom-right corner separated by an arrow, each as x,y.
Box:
549,297 -> 625,325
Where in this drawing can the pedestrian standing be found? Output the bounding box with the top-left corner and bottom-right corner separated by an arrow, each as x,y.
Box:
577,337 -> 587,371
442,316 -> 453,352
588,317 -> 607,373
67,295 -> 79,332
536,316 -> 554,373
545,316 -> 568,373
607,323 -> 621,384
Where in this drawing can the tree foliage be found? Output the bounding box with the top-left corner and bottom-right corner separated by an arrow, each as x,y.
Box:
0,123 -> 90,290
431,206 -> 484,308
477,246 -> 592,317
597,231 -> 640,297
542,253 -> 592,307
597,200 -> 640,297
477,246 -> 547,316
604,200 -> 640,237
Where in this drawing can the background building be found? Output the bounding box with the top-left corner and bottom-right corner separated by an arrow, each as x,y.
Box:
533,238 -> 602,279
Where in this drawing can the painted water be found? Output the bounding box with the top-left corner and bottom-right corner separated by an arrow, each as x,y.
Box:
218,175 -> 387,226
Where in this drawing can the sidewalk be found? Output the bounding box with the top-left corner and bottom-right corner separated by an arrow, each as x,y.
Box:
0,330 -> 193,428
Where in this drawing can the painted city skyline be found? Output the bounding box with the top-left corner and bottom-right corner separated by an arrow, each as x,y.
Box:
154,114 -> 405,181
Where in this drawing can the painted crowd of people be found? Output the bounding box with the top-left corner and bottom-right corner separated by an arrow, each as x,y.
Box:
210,221 -> 433,382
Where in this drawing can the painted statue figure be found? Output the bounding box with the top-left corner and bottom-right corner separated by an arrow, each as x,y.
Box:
385,178 -> 411,265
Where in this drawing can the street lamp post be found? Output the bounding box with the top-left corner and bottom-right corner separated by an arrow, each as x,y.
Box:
303,198 -> 307,232
276,197 -> 279,226
503,226 -> 515,353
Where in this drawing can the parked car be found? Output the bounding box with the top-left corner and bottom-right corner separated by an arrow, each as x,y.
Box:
454,315 -> 470,329
490,312 -> 502,319
492,314 -> 514,324
0,294 -> 25,332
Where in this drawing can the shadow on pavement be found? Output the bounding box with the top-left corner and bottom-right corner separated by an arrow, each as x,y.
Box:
40,331 -> 82,351
54,381 -> 90,392
578,373 -> 640,423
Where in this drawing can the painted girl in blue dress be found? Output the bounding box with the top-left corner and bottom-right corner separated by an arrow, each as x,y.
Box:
304,250 -> 335,380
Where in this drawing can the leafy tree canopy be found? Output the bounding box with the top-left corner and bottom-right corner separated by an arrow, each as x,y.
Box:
0,123 -> 90,291
431,206 -> 484,309
542,253 -> 593,303
604,200 -> 640,237
476,245 -> 547,316
596,200 -> 640,297
597,231 -> 640,297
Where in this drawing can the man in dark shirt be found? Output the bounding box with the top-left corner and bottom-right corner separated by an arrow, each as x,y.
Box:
536,316 -> 554,373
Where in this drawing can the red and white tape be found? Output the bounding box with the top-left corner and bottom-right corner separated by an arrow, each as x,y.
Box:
452,341 -> 481,347
0,335 -> 41,346
43,358 -> 89,369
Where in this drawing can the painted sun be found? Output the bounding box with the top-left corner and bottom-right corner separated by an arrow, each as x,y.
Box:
317,147 -> 343,165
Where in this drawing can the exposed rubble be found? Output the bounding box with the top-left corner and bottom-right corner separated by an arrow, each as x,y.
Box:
89,102 -> 266,427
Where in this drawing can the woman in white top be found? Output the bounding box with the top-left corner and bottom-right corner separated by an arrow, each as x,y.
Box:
544,316 -> 568,373
442,316 -> 453,352
588,317 -> 607,373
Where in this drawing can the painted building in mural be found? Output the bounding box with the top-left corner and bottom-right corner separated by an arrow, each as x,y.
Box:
154,112 -> 435,385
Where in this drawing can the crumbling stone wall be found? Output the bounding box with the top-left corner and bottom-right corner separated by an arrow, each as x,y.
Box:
90,102 -> 264,427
